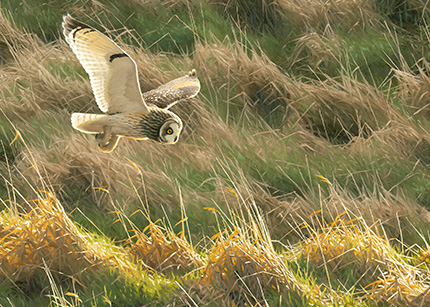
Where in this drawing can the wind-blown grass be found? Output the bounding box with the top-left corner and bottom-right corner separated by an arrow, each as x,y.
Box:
2,0 -> 430,305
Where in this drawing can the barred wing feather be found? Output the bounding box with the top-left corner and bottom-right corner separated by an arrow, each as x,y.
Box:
62,15 -> 149,114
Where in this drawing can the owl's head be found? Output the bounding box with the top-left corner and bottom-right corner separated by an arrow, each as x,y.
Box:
142,108 -> 183,144
159,119 -> 181,144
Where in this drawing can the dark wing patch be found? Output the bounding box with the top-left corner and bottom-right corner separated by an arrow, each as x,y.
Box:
109,53 -> 128,63
142,69 -> 201,109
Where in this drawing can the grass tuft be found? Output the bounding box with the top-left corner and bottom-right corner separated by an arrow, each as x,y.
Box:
130,220 -> 204,274
2,0 -> 430,305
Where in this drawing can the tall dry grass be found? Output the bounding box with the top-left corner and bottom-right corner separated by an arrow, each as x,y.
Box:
0,4 -> 427,230
214,0 -> 380,33
2,2 -> 430,305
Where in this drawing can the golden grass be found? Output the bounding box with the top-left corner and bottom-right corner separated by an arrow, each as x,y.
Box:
299,207 -> 430,305
2,3 -> 430,305
0,192 -> 137,285
130,221 -> 203,274
2,176 -> 430,305
201,228 -> 302,303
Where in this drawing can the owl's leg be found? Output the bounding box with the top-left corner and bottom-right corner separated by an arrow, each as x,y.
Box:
98,134 -> 120,153
95,126 -> 112,144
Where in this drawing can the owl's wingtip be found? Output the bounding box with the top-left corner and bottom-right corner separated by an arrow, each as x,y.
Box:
62,14 -> 76,37
62,13 -> 72,21
62,14 -> 91,38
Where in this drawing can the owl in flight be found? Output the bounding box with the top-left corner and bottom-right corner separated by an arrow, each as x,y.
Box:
62,15 -> 200,152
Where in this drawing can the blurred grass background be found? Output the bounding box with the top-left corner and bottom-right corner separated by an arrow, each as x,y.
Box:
2,0 -> 430,306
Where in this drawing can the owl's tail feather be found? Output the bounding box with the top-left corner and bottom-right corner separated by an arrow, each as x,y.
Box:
71,113 -> 108,133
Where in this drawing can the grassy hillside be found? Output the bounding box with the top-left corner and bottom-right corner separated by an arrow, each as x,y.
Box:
2,0 -> 430,305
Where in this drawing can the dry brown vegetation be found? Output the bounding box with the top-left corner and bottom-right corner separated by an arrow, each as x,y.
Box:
2,0 -> 430,305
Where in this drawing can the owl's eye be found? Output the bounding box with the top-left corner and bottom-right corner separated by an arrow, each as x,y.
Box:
166,128 -> 173,135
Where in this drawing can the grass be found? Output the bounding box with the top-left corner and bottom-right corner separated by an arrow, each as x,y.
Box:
2,0 -> 430,305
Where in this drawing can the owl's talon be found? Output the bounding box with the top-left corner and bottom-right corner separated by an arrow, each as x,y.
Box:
95,133 -> 107,143
98,134 -> 120,153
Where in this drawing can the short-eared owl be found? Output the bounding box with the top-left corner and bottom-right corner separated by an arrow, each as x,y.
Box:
62,15 -> 200,152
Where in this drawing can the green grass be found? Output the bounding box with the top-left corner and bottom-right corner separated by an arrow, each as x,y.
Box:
2,0 -> 430,305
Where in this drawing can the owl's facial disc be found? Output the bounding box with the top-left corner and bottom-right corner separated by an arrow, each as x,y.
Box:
159,120 -> 181,144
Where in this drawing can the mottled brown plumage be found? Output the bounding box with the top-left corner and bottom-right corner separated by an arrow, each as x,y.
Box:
62,15 -> 200,152
143,69 -> 200,109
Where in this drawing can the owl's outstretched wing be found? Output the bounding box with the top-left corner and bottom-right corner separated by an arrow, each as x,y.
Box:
142,69 -> 200,109
62,15 -> 149,114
